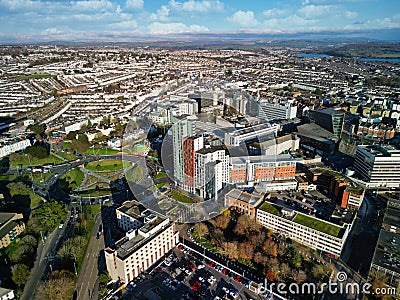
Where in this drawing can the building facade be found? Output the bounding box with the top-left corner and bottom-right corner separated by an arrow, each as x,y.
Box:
0,213 -> 25,249
256,202 -> 350,257
354,145 -> 400,188
105,201 -> 179,283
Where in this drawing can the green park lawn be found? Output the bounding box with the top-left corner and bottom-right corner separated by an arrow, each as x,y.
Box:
62,168 -> 84,190
125,166 -> 144,182
170,190 -> 193,204
85,160 -> 131,171
86,148 -> 120,155
54,151 -> 77,161
10,153 -> 63,166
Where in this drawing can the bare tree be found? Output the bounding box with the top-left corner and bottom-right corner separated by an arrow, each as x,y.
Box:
193,223 -> 209,239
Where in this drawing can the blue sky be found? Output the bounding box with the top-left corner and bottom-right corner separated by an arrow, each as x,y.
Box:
0,0 -> 399,41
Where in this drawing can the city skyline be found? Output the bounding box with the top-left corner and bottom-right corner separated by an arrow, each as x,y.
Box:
0,0 -> 399,42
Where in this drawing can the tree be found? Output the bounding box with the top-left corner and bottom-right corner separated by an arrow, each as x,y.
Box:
20,235 -> 38,248
10,244 -> 33,263
33,201 -> 67,231
291,270 -> 307,284
24,145 -> 49,159
253,252 -> 264,265
214,215 -> 230,230
285,245 -> 302,269
71,134 -> 90,152
238,241 -> 254,260
35,277 -> 75,300
222,242 -> 239,259
65,131 -> 77,141
27,124 -> 45,135
12,263 -> 31,287
193,223 -> 208,239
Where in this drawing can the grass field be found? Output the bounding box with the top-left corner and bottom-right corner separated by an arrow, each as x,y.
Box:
55,151 -> 77,161
155,172 -> 168,179
15,73 -> 54,80
62,168 -> 84,190
293,213 -> 342,237
170,190 -> 193,204
125,166 -> 144,182
8,182 -> 43,207
86,148 -> 120,155
78,189 -> 113,197
85,160 -> 131,171
10,153 -> 63,166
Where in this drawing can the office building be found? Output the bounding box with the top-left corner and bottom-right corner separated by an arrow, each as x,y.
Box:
105,201 -> 179,283
259,102 -> 297,121
311,108 -> 345,139
224,123 -> 279,146
256,201 -> 351,257
230,154 -> 296,185
354,145 -> 400,188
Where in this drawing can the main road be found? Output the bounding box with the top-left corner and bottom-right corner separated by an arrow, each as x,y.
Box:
76,213 -> 104,300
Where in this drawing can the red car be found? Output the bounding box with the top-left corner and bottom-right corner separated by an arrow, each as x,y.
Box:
235,275 -> 242,282
209,262 -> 214,267
222,268 -> 228,275
191,285 -> 198,291
156,267 -> 163,272
188,264 -> 196,271
177,245 -> 183,250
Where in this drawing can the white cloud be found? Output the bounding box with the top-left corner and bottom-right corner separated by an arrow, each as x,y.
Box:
345,14 -> 400,29
125,0 -> 144,10
262,8 -> 289,19
168,0 -> 224,12
150,5 -> 170,21
227,10 -> 258,27
264,15 -> 317,30
298,5 -> 336,19
148,22 -> 208,34
345,11 -> 358,19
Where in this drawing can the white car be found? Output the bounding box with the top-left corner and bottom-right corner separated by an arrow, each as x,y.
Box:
199,277 -> 206,283
197,264 -> 205,269
230,289 -> 239,299
207,277 -> 216,284
222,287 -> 230,294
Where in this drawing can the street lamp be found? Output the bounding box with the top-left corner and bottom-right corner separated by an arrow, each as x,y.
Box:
74,261 -> 77,276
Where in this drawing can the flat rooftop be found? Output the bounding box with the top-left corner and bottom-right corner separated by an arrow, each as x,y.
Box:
360,144 -> 400,157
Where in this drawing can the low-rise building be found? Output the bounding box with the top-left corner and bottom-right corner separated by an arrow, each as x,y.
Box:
0,287 -> 14,300
0,138 -> 31,159
105,201 -> 179,283
256,200 -> 351,257
0,213 -> 25,249
225,188 -> 265,218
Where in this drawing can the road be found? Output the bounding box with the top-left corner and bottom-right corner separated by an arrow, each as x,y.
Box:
20,210 -> 72,300
76,213 -> 104,300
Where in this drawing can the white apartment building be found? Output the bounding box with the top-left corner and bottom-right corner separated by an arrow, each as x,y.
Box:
0,287 -> 14,300
354,145 -> 400,188
224,123 -> 279,146
0,138 -> 31,159
195,146 -> 229,199
256,202 -> 350,257
106,201 -> 179,283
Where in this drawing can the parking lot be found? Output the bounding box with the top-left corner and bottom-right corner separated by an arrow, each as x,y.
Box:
120,243 -> 280,300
